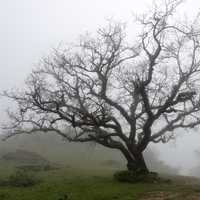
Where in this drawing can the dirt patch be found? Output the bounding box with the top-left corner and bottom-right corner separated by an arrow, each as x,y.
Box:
140,191 -> 200,200
140,191 -> 179,200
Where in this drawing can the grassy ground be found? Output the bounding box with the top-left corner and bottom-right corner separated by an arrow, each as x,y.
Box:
0,166 -> 200,200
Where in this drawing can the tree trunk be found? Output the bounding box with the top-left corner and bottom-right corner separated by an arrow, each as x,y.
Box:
127,153 -> 149,174
121,149 -> 149,174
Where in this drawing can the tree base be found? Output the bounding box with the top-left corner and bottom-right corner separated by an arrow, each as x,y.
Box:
114,170 -> 161,183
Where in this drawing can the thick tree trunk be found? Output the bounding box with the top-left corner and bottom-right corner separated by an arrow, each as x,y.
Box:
121,149 -> 149,174
127,153 -> 149,174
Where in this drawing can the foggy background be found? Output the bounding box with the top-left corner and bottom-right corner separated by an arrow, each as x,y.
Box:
0,0 -> 200,175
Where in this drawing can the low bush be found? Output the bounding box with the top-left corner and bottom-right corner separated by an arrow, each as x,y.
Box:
16,164 -> 59,172
8,170 -> 40,187
0,179 -> 9,187
114,170 -> 160,183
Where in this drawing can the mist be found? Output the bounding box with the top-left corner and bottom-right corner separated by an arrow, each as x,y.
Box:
1,0 -> 200,177
0,132 -> 180,176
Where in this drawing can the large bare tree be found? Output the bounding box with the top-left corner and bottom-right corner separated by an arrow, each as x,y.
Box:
3,0 -> 200,173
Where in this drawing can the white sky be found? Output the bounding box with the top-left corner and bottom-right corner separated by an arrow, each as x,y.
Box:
0,0 -> 200,174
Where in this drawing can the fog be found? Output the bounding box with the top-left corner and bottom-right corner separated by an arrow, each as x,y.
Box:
0,133 -> 180,175
1,0 -> 200,176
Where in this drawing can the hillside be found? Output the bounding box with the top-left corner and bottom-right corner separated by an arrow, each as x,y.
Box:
0,132 -> 179,175
0,133 -> 199,199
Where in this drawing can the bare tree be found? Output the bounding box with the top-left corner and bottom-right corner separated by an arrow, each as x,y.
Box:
3,0 -> 200,174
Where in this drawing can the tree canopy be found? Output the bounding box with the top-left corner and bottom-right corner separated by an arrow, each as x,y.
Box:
3,0 -> 200,173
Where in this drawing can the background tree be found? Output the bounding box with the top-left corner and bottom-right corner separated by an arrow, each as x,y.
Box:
3,0 -> 200,174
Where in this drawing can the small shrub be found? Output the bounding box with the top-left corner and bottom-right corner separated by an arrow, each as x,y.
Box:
114,170 -> 137,183
16,165 -> 43,172
43,164 -> 59,171
114,170 -> 160,183
57,194 -> 69,200
16,164 -> 60,172
8,170 -> 40,187
0,179 -> 9,187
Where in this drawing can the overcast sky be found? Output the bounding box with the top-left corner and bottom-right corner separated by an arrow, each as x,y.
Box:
1,0 -> 200,174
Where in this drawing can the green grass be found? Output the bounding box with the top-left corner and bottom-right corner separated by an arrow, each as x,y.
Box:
0,166 -> 199,200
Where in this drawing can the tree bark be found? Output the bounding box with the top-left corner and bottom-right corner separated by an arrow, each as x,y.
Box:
127,153 -> 149,174
121,149 -> 149,174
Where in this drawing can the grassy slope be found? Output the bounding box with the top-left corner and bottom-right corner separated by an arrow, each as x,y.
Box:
0,133 -> 198,199
0,167 -> 200,200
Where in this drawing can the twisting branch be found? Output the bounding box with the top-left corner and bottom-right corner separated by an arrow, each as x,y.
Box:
3,0 -> 200,172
